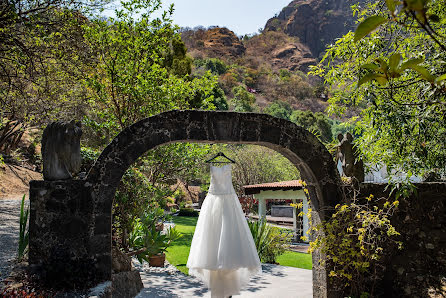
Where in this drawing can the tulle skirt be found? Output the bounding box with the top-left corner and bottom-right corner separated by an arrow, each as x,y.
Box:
187,191 -> 261,297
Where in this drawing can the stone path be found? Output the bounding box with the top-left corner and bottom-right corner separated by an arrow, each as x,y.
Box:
0,198 -> 26,282
135,260 -> 313,298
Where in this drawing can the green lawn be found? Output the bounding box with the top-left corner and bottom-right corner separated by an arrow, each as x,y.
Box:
276,251 -> 312,269
165,216 -> 312,274
166,216 -> 198,274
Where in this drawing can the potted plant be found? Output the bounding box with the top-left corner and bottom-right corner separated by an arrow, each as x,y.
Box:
147,226 -> 182,267
128,209 -> 182,267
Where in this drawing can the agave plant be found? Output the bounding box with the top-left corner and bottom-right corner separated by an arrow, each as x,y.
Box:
248,219 -> 290,263
18,194 -> 29,260
249,219 -> 273,259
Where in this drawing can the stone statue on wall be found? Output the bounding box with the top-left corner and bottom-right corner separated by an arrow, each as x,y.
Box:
336,132 -> 364,182
42,121 -> 82,180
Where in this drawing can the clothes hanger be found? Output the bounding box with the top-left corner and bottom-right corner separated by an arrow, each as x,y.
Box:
205,152 -> 236,164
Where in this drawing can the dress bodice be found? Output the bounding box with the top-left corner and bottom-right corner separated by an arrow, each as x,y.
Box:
208,164 -> 234,195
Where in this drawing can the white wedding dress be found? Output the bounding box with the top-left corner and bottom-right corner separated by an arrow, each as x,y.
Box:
187,164 -> 261,297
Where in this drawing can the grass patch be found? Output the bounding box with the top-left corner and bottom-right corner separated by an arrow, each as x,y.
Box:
276,251 -> 312,270
166,216 -> 313,274
165,216 -> 198,274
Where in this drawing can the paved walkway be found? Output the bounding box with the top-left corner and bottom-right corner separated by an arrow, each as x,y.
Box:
135,261 -> 312,298
0,198 -> 25,282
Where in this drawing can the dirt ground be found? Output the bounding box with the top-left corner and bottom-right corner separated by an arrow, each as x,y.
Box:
0,164 -> 41,200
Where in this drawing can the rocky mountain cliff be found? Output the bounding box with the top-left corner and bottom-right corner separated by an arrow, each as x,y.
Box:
264,0 -> 361,58
179,0 -> 362,114
200,27 -> 246,58
183,0 -> 361,68
182,27 -> 316,72
244,31 -> 316,72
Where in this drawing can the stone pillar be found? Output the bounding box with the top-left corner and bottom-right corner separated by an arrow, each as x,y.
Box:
28,180 -> 101,287
257,196 -> 267,220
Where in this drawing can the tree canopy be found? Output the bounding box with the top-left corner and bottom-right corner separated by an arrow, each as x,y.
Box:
311,0 -> 446,180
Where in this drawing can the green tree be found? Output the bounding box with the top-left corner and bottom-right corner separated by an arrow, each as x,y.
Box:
291,110 -> 333,143
194,58 -> 228,75
231,85 -> 256,112
83,1 -> 218,139
264,100 -> 292,120
311,0 -> 446,179
79,0 -> 219,252
209,86 -> 229,110
279,69 -> 292,80
0,0 -> 108,93
0,3 -> 101,134
163,38 -> 192,77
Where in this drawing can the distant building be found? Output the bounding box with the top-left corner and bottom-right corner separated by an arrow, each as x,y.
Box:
243,180 -> 309,243
337,159 -> 422,183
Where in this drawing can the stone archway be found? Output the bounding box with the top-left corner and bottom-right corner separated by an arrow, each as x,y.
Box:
85,110 -> 342,297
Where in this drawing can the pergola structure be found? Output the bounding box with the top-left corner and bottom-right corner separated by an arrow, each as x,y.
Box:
243,180 -> 309,242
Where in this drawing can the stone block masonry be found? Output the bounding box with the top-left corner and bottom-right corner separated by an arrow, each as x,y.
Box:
360,183 -> 446,297
28,179 -> 446,296
28,180 -> 103,288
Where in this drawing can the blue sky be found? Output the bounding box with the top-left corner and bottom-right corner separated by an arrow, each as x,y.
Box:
104,0 -> 292,36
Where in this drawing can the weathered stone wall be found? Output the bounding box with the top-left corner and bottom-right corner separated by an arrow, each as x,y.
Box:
359,183 -> 446,297
28,180 -> 99,288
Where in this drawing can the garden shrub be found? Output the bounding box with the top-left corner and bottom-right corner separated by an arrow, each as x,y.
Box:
129,208 -> 181,263
178,208 -> 199,217
307,185 -> 402,296
248,219 -> 291,263
80,146 -> 100,173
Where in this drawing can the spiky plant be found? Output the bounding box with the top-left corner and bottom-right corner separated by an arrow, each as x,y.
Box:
18,194 -> 29,260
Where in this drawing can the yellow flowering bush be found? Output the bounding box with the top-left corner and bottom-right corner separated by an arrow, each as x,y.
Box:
296,183 -> 402,296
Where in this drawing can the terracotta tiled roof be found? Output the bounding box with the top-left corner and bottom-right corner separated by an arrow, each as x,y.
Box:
243,180 -> 303,195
